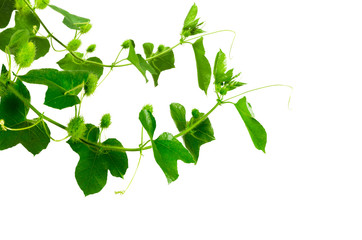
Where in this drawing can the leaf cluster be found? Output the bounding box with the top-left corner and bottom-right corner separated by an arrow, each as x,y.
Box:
0,2 -> 275,196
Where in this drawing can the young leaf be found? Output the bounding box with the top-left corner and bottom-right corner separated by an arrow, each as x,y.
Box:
169,103 -> 187,132
213,49 -> 227,81
29,36 -> 50,60
143,43 -> 175,86
49,5 -> 90,30
0,119 -> 51,155
0,0 -> 16,29
234,97 -> 267,152
57,53 -> 104,78
67,124 -> 128,196
127,42 -> 156,83
139,108 -> 156,139
152,132 -> 195,183
192,37 -> 211,94
181,4 -> 204,39
18,69 -> 88,109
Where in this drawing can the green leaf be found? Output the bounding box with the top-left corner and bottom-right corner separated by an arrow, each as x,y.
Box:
57,53 -> 103,78
8,29 -> 30,54
139,108 -> 156,139
152,132 -> 194,183
234,97 -> 267,152
0,11 -> 40,53
0,119 -> 51,155
170,103 -> 215,162
192,37 -> 211,94
143,43 -> 175,86
213,49 -> 227,81
0,0 -> 16,29
18,68 -> 88,109
0,28 -> 16,52
29,36 -> 50,60
14,11 -> 40,34
213,49 -> 245,95
183,109 -> 215,162
49,5 -> 90,30
183,3 -> 198,27
0,79 -> 50,155
169,103 -> 187,132
127,41 -> 156,83
67,124 -> 128,196
0,80 -> 30,126
181,4 -> 204,39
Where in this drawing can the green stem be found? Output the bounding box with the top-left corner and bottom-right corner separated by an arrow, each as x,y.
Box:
223,84 -> 294,103
1,117 -> 43,131
174,102 -> 220,138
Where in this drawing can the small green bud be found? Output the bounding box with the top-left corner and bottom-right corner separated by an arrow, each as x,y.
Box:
219,88 -> 227,95
15,41 -> 36,68
157,45 -> 165,52
67,39 -> 81,52
121,39 -> 135,49
142,104 -> 153,113
67,116 -> 87,140
84,73 -> 98,96
35,0 -> 50,9
100,113 -> 111,129
80,23 -> 92,34
86,44 -> 96,53
191,109 -> 201,118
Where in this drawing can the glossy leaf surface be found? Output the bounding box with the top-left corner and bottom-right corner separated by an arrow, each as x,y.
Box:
57,53 -> 103,78
18,68 -> 88,109
152,132 -> 194,183
192,37 -> 211,94
234,97 -> 267,152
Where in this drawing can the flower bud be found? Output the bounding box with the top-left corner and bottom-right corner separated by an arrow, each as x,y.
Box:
84,73 -> 98,96
86,44 -> 96,53
67,116 -> 86,140
100,113 -> 111,129
80,23 -> 92,34
15,41 -> 36,68
121,39 -> 135,49
67,39 -> 81,52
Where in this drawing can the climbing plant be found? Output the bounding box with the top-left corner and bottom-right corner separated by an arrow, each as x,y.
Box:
0,0 -> 292,196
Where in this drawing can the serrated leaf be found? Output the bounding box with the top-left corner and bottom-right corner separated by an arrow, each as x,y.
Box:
234,97 -> 267,152
67,124 -> 128,196
152,132 -> 194,183
128,42 -> 156,83
57,53 -> 103,78
18,68 -> 88,109
0,0 -> 16,29
170,103 -> 187,132
49,5 -> 90,30
192,37 -> 211,94
0,119 -> 51,155
29,36 -> 50,60
139,108 -> 156,139
143,43 -> 175,86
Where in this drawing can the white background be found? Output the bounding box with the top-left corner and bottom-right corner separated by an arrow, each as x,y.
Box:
1,0 -> 362,239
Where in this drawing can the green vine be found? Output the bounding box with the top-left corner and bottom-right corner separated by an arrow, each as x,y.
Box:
0,0 -> 292,196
